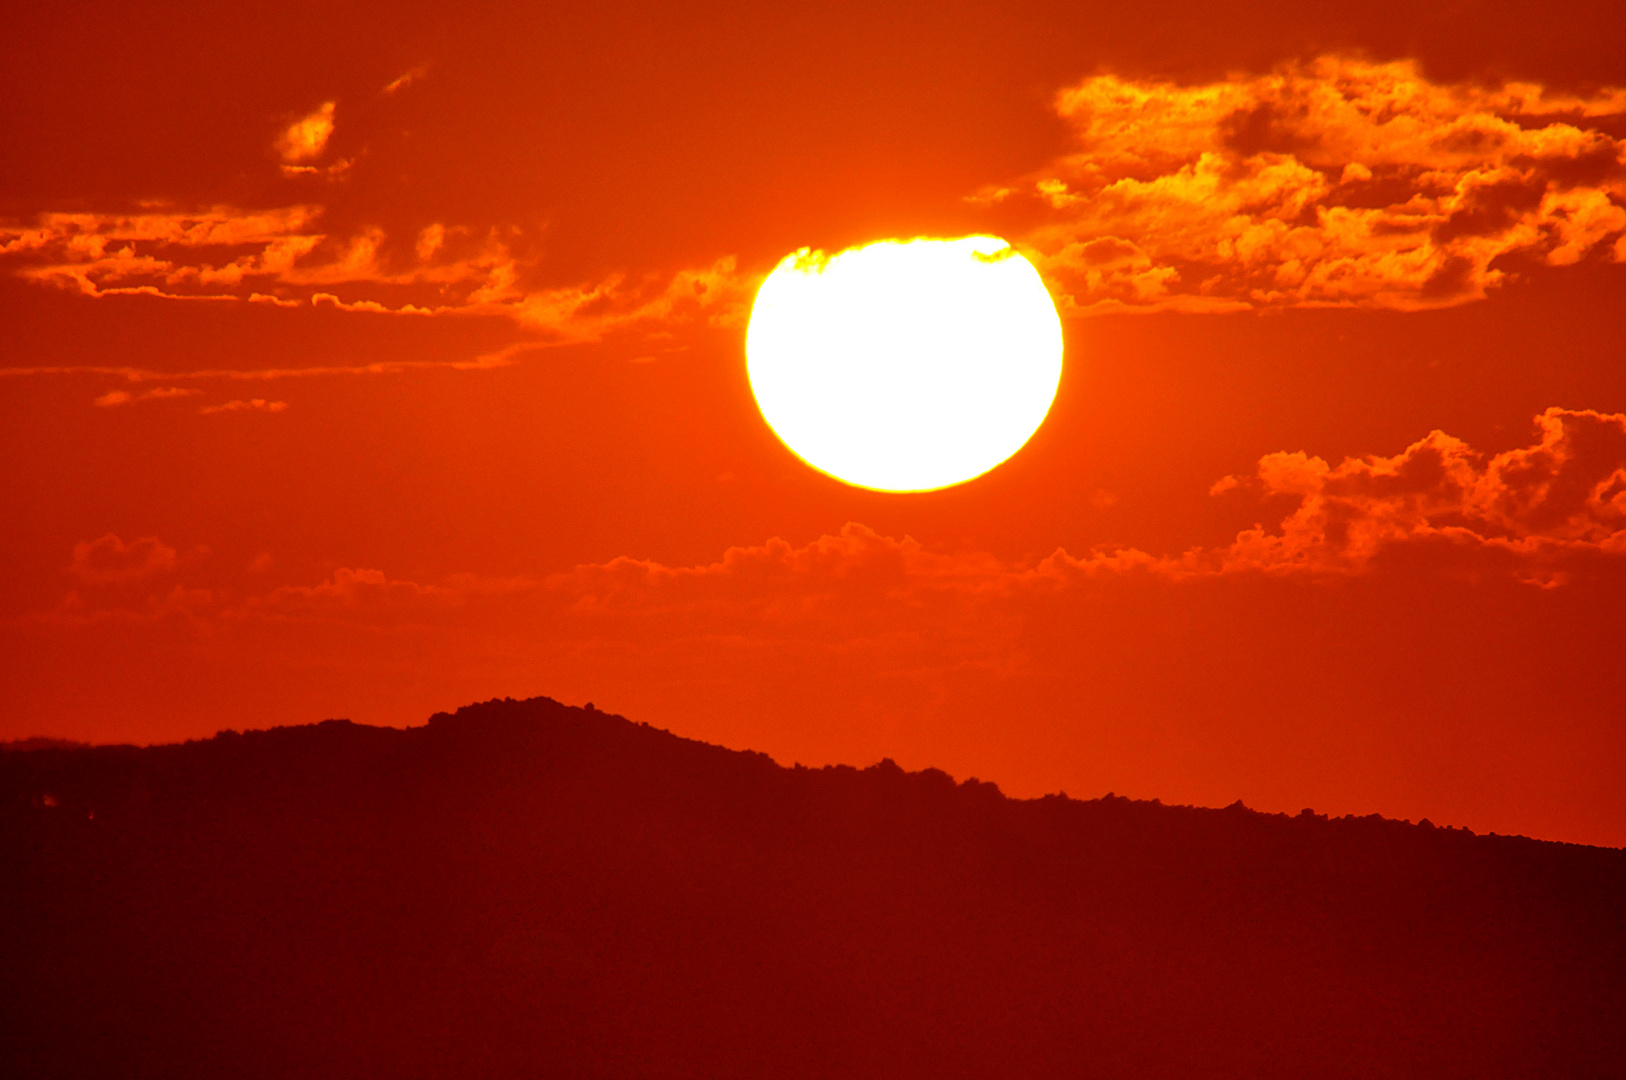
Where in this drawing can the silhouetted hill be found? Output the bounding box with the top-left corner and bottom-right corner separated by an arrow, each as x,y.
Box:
3,697 -> 1622,1079
1,736 -> 88,753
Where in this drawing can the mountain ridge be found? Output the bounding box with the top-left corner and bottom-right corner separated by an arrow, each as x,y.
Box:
4,696 -> 1623,1079
3,695 -> 1591,847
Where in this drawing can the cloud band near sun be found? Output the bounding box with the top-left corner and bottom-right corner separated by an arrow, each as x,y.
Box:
2,54 -> 1622,356
43,407 -> 1626,635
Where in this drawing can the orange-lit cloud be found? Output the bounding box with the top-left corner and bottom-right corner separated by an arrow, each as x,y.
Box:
0,208 -> 749,342
69,535 -> 177,585
199,398 -> 288,415
4,343 -> 531,387
1201,407 -> 1626,583
276,102 -> 336,166
556,525 -> 1015,622
382,66 -> 430,95
31,404 -> 1625,645
8,56 -> 1620,344
563,407 -> 1626,600
979,57 -> 1626,312
93,386 -> 201,407
0,207 -> 495,302
253,567 -> 462,616
46,407 -> 1623,631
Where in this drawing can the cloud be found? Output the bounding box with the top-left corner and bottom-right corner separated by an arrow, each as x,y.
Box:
7,54 -> 1618,350
506,255 -> 749,338
977,56 -> 1626,313
3,342 -> 530,386
0,207 -> 751,342
0,207 -> 503,301
559,408 -> 1626,603
93,386 -> 200,407
69,535 -> 177,585
199,398 -> 288,415
40,407 -> 1626,633
252,567 -> 465,616
383,66 -> 430,95
32,408 -> 1621,753
556,524 -> 1017,618
550,525 -> 1164,622
0,205 -> 327,298
275,102 -> 336,164
1200,407 -> 1626,584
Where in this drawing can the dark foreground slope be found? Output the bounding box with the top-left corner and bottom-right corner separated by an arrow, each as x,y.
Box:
3,698 -> 1623,1080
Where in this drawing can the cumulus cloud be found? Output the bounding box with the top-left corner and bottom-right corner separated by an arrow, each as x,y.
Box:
1204,407 -> 1626,584
199,398 -> 288,415
977,56 -> 1626,312
69,535 -> 178,585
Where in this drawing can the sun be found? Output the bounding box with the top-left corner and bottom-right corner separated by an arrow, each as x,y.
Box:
746,236 -> 1063,492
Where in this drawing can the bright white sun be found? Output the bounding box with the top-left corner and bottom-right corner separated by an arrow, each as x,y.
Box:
746,236 -> 1063,492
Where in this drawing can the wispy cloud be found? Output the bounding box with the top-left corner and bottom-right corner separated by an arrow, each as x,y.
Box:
0,207 -> 751,341
93,386 -> 201,407
2,340 -> 564,387
382,66 -> 430,95
199,398 -> 288,415
978,56 -> 1626,313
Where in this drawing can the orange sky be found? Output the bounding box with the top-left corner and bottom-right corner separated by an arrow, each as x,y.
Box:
4,0 -> 1625,845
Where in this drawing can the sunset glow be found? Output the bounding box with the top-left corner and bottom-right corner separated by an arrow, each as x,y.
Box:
746,237 -> 1063,492
7,5 -> 1626,1070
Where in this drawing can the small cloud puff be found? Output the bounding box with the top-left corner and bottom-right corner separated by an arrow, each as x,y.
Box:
383,65 -> 430,95
275,102 -> 336,164
69,534 -> 177,585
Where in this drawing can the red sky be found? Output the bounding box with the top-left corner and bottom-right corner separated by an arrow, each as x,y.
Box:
4,0 -> 1625,845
